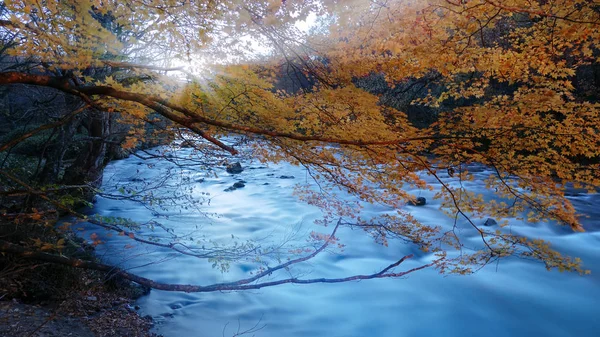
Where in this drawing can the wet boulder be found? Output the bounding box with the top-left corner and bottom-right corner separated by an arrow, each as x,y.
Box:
226,162 -> 243,174
408,197 -> 427,206
224,181 -> 246,192
233,181 -> 246,189
483,218 -> 498,227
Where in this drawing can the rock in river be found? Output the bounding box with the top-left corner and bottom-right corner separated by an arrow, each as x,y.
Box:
483,218 -> 498,226
408,197 -> 427,206
224,181 -> 246,192
226,162 -> 243,174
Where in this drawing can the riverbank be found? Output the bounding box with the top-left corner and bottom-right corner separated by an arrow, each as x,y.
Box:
0,231 -> 161,337
0,288 -> 158,337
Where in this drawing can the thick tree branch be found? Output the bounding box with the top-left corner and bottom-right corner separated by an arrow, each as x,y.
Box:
0,72 -> 464,153
0,72 -> 238,154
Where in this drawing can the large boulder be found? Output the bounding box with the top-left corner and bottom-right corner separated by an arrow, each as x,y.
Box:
226,162 -> 243,174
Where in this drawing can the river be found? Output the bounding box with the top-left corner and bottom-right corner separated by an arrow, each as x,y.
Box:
79,145 -> 600,337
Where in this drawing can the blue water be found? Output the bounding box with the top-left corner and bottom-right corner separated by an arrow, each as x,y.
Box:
82,145 -> 600,337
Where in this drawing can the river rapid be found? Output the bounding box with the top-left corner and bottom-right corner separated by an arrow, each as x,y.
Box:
80,145 -> 600,337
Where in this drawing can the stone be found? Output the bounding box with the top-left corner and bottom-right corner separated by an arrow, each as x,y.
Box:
408,197 -> 427,206
279,175 -> 295,179
85,296 -> 98,301
225,162 -> 243,174
225,181 -> 246,191
483,218 -> 498,226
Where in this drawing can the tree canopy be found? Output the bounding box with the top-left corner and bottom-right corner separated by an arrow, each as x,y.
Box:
0,0 -> 599,291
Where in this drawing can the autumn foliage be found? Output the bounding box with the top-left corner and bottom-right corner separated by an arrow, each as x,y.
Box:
0,0 -> 599,291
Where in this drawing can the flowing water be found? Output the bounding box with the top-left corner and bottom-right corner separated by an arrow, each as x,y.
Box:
80,146 -> 600,337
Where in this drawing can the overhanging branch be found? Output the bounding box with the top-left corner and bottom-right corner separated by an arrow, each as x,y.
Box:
0,71 -> 466,154
0,238 -> 433,293
0,169 -> 436,291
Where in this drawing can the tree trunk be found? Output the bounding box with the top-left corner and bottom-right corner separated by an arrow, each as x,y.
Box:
62,110 -> 110,200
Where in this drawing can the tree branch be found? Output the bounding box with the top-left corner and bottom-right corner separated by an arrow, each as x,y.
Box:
101,61 -> 185,72
0,71 -> 238,154
0,71 -> 466,153
0,238 -> 433,293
